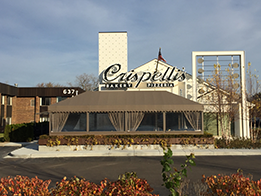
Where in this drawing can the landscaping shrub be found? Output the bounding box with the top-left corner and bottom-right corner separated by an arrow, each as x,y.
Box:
202,169 -> 261,195
39,133 -> 214,149
103,172 -> 158,196
3,125 -> 11,142
51,176 -> 104,196
3,122 -> 49,142
0,174 -> 158,196
40,133 -> 213,140
0,175 -> 51,195
4,123 -> 34,142
215,137 -> 261,149
33,121 -> 49,139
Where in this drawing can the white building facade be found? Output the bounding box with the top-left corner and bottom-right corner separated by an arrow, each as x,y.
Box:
98,31 -> 250,138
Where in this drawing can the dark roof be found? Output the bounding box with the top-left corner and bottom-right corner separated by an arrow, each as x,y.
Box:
0,83 -> 85,97
48,91 -> 203,113
18,87 -> 85,97
0,83 -> 17,96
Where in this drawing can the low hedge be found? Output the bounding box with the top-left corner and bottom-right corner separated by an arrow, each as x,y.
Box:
0,173 -> 158,196
44,132 -> 213,139
215,137 -> 261,149
39,132 -> 213,140
2,171 -> 261,195
3,122 -> 50,142
4,123 -> 34,142
39,134 -> 261,149
39,133 -> 214,148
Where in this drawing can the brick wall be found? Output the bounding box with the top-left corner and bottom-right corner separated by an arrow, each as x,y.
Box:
13,96 -> 57,124
13,97 -> 35,124
35,96 -> 40,122
51,97 -> 57,105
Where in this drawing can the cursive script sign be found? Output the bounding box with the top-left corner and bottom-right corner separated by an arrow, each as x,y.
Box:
103,64 -> 186,88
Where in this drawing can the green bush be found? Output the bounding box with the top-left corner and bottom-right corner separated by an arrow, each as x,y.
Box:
34,121 -> 49,138
4,123 -> 34,142
3,124 -> 11,142
215,137 -> 261,149
161,148 -> 196,196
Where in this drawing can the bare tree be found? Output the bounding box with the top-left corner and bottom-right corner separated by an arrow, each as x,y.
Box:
250,93 -> 261,139
36,82 -> 62,87
68,73 -> 98,91
246,62 -> 261,140
205,63 -> 241,138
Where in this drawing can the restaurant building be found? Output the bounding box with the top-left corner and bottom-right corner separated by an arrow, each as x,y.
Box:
49,31 -> 251,137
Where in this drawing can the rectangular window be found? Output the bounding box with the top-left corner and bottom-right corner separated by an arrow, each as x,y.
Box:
1,95 -> 4,105
57,97 -> 67,103
166,112 -> 202,131
40,97 -> 51,106
89,113 -> 116,132
6,106 -> 12,117
6,117 -> 12,125
40,116 -> 49,122
7,96 -> 12,106
136,112 -> 163,131
30,99 -> 35,107
62,113 -> 86,132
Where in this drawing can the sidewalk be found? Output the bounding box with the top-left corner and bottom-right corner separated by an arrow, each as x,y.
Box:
0,140 -> 38,147
4,142 -> 261,158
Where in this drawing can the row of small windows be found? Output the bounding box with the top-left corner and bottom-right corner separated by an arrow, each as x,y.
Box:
0,96 -> 66,126
1,96 -> 68,107
40,97 -> 51,106
1,96 -> 12,106
39,97 -> 67,106
1,96 -> 65,106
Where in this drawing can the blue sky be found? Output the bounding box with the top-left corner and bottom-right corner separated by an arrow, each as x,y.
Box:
0,0 -> 261,87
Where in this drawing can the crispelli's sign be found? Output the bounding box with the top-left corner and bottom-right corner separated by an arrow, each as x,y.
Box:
103,64 -> 186,88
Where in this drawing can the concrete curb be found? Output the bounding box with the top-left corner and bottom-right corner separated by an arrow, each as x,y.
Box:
5,143 -> 261,158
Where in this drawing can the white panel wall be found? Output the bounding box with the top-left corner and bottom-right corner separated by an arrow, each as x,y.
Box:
99,32 -> 128,76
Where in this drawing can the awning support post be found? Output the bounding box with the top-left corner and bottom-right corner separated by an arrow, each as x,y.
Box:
163,112 -> 166,132
124,111 -> 127,132
86,112 -> 89,132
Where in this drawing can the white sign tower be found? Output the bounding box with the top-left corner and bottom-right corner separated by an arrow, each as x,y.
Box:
192,51 -> 248,138
98,32 -> 128,90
